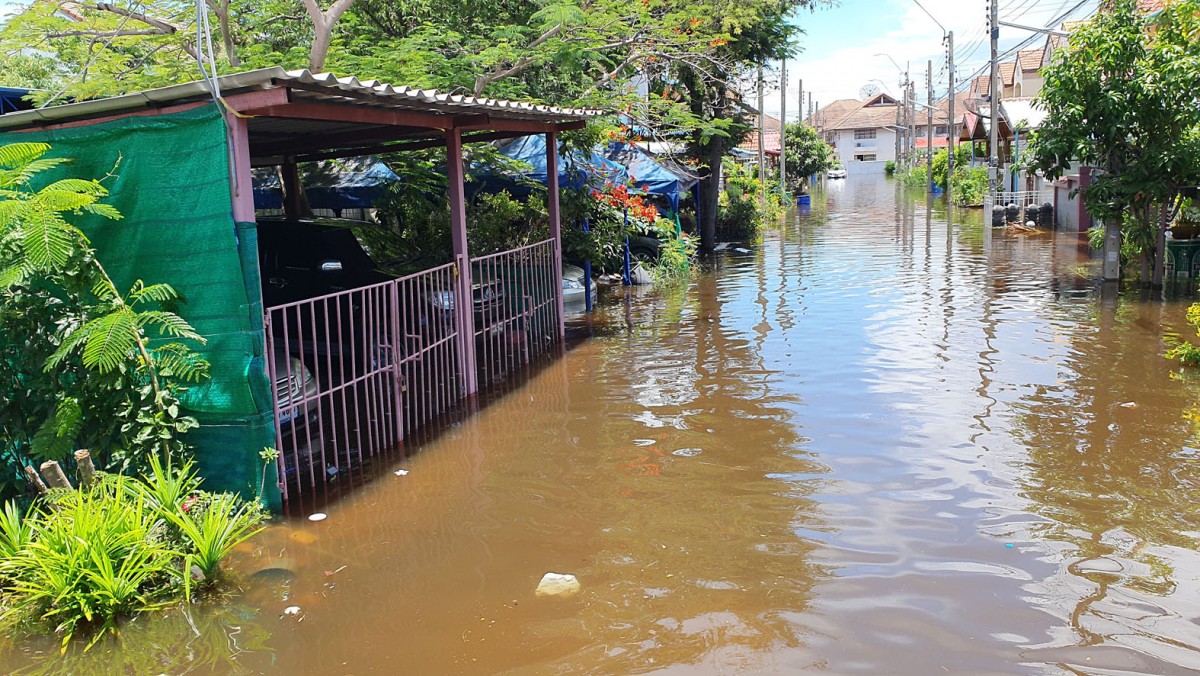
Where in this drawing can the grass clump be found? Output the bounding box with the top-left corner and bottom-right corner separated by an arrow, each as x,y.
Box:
0,461 -> 265,652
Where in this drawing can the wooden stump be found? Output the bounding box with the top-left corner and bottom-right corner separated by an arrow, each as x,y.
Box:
23,465 -> 48,496
39,461 -> 73,491
74,449 -> 97,488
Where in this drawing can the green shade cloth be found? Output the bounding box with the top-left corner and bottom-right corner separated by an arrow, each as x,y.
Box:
1,105 -> 280,509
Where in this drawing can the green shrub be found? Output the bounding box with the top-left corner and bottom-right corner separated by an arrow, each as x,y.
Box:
1168,303 -> 1200,366
884,160 -> 896,175
949,165 -> 989,206
0,460 -> 266,651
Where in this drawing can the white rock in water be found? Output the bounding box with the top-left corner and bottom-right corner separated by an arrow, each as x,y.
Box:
535,572 -> 581,598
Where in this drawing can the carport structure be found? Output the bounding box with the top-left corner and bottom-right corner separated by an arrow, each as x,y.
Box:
0,67 -> 599,507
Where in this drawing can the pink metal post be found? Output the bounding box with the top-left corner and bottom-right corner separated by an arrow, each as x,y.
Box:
545,131 -> 565,339
227,114 -> 256,223
446,129 -> 479,396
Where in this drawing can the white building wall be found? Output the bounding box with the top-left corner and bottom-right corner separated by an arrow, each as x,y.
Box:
829,128 -> 897,166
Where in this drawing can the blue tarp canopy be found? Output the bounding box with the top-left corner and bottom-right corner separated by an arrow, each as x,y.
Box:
603,142 -> 698,213
253,158 -> 400,210
476,134 -> 629,195
0,87 -> 33,115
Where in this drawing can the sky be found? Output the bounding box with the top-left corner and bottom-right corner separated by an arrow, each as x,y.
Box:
765,0 -> 1098,121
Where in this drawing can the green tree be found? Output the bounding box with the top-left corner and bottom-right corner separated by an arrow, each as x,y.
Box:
1028,0 -> 1200,286
0,143 -> 208,491
782,122 -> 833,192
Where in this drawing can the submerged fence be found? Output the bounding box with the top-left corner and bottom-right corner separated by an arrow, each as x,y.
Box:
265,243 -> 561,504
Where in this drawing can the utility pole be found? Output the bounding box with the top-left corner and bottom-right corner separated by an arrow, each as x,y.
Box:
901,72 -> 909,168
780,59 -> 787,197
988,0 -> 1000,195
902,64 -> 912,169
757,63 -> 766,215
894,74 -> 902,164
947,31 -> 956,200
927,60 -> 934,191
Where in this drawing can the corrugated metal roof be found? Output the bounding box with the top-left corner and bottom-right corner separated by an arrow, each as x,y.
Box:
0,67 -> 602,131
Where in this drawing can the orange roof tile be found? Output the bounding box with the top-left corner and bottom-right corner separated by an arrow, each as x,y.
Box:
1018,49 -> 1042,72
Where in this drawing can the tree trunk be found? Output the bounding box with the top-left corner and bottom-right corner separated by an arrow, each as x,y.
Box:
211,1 -> 240,67
699,136 -> 722,253
1101,216 -> 1122,282
302,0 -> 357,72
1152,199 -> 1168,288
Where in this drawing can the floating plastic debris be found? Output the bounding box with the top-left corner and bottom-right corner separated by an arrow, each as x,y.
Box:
394,469 -> 409,476
308,513 -> 327,522
535,572 -> 581,598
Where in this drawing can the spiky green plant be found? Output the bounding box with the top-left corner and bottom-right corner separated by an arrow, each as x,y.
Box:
0,478 -> 181,652
164,492 -> 265,583
0,501 -> 33,563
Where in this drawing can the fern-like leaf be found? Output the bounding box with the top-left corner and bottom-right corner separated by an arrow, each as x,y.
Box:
0,263 -> 30,289
128,281 -> 179,305
29,398 -> 82,462
80,310 -> 139,373
0,142 -> 50,169
38,178 -> 107,197
34,189 -> 99,214
81,203 -> 122,221
21,211 -> 74,271
45,323 -> 92,371
153,343 -> 211,383
135,310 -> 204,343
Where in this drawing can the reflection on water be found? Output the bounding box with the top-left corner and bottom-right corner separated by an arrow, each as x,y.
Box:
7,174 -> 1200,674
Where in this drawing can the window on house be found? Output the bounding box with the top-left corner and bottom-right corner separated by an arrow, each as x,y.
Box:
935,125 -> 947,135
854,129 -> 876,140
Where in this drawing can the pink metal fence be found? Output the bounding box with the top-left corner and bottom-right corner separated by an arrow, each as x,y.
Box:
470,238 -> 561,387
266,241 -> 564,504
265,262 -> 461,503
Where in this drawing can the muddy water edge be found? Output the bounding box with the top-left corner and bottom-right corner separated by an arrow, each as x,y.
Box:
6,174 -> 1200,674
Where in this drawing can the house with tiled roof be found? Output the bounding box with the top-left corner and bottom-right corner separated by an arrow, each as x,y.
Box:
806,91 -> 966,169
1012,49 -> 1045,98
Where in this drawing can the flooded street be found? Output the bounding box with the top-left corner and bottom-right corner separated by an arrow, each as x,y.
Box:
11,174 -> 1200,674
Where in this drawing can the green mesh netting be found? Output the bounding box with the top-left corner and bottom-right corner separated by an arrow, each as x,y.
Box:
1,105 -> 279,509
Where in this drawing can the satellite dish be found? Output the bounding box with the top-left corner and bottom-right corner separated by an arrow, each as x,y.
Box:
859,83 -> 881,99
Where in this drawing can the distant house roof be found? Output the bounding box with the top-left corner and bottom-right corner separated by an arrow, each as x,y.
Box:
1017,49 -> 1043,73
999,62 -> 1018,86
833,104 -> 900,131
805,98 -> 861,128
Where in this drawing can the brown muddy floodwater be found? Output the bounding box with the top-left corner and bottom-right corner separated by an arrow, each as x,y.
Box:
9,175 -> 1200,674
